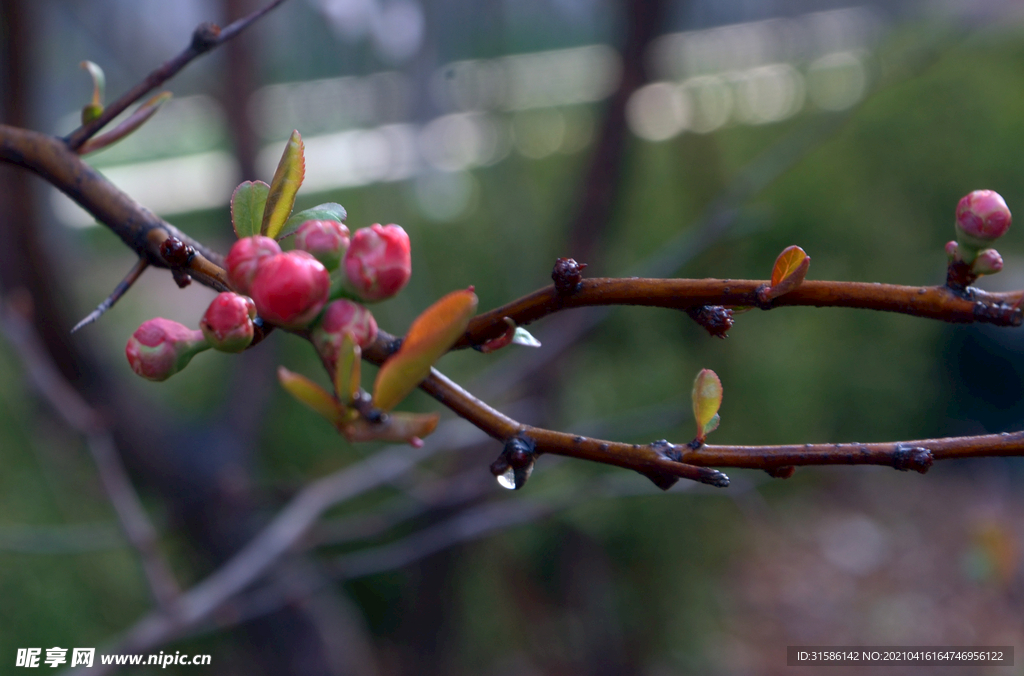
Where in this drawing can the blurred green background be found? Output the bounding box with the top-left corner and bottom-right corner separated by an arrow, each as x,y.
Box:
4,0 -> 1024,674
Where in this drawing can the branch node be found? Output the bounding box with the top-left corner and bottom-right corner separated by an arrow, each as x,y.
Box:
491,435 -> 537,490
191,22 -> 222,51
552,258 -> 587,296
973,299 -> 1024,327
753,284 -> 773,310
945,259 -> 977,294
685,305 -> 734,338
892,444 -> 933,474
766,465 -> 796,479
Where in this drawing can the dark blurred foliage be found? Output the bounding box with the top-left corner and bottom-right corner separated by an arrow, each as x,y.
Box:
3,0 -> 1024,674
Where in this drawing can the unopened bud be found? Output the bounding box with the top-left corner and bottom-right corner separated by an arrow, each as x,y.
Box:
200,292 -> 256,352
295,220 -> 350,270
956,190 -> 1011,258
311,299 -> 378,371
225,236 -> 282,294
972,248 -> 1004,276
343,224 -> 412,301
945,240 -> 960,262
126,318 -> 209,381
249,251 -> 330,329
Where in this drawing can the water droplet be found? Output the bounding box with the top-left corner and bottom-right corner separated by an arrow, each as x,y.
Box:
497,467 -> 517,490
495,460 -> 535,490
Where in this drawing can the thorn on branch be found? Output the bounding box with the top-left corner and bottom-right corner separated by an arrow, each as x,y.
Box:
686,305 -> 734,338
71,258 -> 149,334
892,445 -> 933,474
552,258 -> 587,296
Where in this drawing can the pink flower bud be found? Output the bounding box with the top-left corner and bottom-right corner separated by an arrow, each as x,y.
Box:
200,292 -> 257,352
311,299 -> 378,372
225,236 -> 282,294
249,251 -> 330,329
295,220 -> 350,270
972,248 -> 1004,276
125,318 -> 209,381
956,190 -> 1011,250
945,240 -> 960,262
343,224 -> 411,301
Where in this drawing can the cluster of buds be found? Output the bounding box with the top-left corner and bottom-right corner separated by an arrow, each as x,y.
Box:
126,220 -> 412,382
947,189 -> 1011,279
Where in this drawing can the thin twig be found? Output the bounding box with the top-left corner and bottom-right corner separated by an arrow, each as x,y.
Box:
76,92 -> 172,156
457,278 -> 1024,348
66,421 -> 486,676
71,257 -> 149,333
65,0 -> 289,151
0,298 -> 180,609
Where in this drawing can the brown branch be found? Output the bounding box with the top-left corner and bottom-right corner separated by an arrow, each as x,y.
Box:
364,333 -> 728,490
457,278 -> 1024,348
64,0 -> 289,151
0,297 -> 180,610
0,125 -> 228,284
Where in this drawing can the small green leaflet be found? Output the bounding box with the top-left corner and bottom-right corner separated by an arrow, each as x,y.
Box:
231,181 -> 270,239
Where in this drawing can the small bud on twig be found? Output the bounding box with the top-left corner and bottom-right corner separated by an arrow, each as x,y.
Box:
552,258 -> 587,295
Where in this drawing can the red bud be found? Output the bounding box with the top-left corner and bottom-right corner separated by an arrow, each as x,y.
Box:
343,224 -> 412,301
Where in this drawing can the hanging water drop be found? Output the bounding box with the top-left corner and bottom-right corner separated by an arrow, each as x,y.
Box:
496,467 -> 517,490
490,435 -> 537,490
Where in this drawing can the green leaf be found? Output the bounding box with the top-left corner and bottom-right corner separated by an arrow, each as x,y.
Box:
333,333 -> 361,406
702,412 -> 721,437
691,368 -> 723,443
261,130 -> 306,240
373,288 -> 479,411
231,181 -> 270,239
766,245 -> 810,300
280,202 -> 348,241
278,366 -> 345,427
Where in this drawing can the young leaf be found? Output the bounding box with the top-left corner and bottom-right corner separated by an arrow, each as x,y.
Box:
278,366 -> 346,427
344,411 -> 440,447
691,368 -> 723,443
80,61 -> 105,123
231,181 -> 270,239
766,245 -> 810,300
261,130 -> 306,240
373,288 -> 479,411
333,332 -> 361,406
78,92 -> 172,155
280,202 -> 348,241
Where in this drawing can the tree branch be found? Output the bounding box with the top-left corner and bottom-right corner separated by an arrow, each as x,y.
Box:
457,277 -> 1024,348
64,0 -> 289,151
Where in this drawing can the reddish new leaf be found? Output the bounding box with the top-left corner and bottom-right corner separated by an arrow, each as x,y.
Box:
373,288 -> 478,411
766,245 -> 810,300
